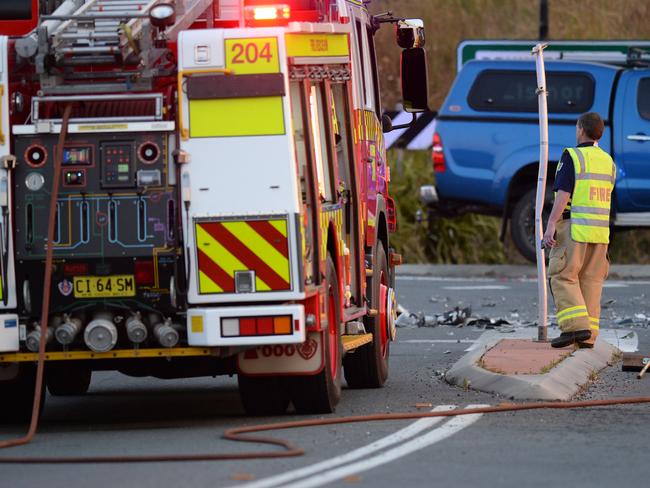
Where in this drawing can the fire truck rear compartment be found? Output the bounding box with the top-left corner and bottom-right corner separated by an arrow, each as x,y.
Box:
14,127 -> 179,315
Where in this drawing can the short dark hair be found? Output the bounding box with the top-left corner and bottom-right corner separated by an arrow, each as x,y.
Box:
578,112 -> 604,141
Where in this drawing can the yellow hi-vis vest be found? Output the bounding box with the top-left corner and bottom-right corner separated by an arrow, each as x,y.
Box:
563,145 -> 616,244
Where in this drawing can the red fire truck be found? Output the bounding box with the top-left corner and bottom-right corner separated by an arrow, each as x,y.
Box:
0,0 -> 428,418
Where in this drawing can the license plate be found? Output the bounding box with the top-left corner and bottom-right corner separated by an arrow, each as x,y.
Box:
73,275 -> 136,298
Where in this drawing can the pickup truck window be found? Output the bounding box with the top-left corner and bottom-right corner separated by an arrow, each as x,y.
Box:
468,70 -> 594,113
637,78 -> 650,120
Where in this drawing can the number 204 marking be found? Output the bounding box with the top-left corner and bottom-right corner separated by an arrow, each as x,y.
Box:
226,38 -> 279,74
231,42 -> 273,64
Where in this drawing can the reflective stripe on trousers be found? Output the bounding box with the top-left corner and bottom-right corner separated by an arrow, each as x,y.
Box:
557,305 -> 589,325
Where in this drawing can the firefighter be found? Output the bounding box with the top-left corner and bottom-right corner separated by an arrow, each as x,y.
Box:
542,112 -> 615,349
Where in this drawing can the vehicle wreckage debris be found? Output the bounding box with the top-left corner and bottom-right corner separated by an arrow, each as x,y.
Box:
395,305 -> 531,330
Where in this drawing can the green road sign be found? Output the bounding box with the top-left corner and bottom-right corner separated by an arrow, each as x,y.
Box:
457,40 -> 650,71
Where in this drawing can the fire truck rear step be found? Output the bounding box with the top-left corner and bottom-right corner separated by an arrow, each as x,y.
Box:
0,347 -> 214,363
342,333 -> 373,352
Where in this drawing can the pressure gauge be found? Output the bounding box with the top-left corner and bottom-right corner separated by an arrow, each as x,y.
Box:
25,172 -> 45,191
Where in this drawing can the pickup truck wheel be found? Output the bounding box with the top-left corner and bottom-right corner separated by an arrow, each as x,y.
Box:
343,245 -> 390,388
511,187 -> 552,263
46,362 -> 92,396
238,375 -> 290,416
0,364 -> 45,424
290,255 -> 343,414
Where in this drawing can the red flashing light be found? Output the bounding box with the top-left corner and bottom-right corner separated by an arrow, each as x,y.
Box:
244,4 -> 291,25
134,260 -> 155,285
432,132 -> 446,173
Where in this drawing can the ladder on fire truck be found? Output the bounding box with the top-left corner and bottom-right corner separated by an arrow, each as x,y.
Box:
16,0 -> 219,94
49,0 -> 161,63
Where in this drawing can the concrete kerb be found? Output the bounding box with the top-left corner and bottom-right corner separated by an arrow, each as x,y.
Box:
398,264 -> 650,281
445,328 -> 618,401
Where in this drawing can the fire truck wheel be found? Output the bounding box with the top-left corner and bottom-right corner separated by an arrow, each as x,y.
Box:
343,244 -> 390,388
46,362 -> 92,396
238,375 -> 290,416
290,256 -> 343,414
0,363 -> 45,424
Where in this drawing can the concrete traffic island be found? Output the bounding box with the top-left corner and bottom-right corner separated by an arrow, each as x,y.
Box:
445,328 -> 618,400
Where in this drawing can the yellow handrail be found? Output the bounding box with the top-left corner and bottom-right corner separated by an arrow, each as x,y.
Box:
177,68 -> 233,140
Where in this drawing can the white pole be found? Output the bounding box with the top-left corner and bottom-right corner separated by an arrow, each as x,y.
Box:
532,43 -> 549,342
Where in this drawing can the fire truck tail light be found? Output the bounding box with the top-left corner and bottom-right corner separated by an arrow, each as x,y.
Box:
432,132 -> 446,173
64,262 -> 89,276
244,4 -> 291,23
134,260 -> 155,285
221,316 -> 294,337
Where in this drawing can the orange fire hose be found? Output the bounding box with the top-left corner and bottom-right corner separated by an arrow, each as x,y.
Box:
0,104 -> 72,452
1,103 -> 649,464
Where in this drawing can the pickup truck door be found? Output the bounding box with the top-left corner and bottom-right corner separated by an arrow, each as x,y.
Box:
616,70 -> 650,210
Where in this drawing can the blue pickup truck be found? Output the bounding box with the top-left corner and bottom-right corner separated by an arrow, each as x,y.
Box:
427,50 -> 650,261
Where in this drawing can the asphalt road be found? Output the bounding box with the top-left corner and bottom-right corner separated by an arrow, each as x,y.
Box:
2,272 -> 650,488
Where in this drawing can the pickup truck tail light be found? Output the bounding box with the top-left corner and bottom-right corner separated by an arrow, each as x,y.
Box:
432,132 -> 446,173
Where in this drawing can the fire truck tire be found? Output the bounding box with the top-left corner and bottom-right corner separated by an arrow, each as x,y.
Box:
0,363 -> 45,424
238,375 -> 290,416
290,256 -> 342,414
343,244 -> 389,388
46,362 -> 92,396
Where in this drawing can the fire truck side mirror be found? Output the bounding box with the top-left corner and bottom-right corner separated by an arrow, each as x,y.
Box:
381,114 -> 393,133
400,47 -> 429,113
395,19 -> 425,49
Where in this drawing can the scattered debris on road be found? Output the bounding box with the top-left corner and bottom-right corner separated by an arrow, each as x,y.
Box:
603,299 -> 616,309
395,304 -> 534,332
414,402 -> 433,409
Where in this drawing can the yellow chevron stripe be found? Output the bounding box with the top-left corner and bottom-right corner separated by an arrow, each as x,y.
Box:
196,224 -> 272,292
320,212 -> 327,257
221,221 -> 290,284
198,270 -> 222,293
269,219 -> 288,237
319,209 -> 346,259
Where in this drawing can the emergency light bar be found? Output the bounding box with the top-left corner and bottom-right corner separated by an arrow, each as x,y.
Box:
244,4 -> 291,25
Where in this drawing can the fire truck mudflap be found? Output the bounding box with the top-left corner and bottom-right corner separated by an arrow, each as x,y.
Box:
237,331 -> 324,376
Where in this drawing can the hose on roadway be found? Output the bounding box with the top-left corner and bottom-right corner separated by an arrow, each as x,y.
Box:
0,103 -> 649,464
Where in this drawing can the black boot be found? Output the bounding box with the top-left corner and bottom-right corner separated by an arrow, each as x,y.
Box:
551,330 -> 592,348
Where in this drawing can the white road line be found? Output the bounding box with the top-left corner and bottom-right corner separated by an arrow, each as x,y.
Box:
281,405 -> 487,488
400,339 -> 477,344
442,285 -> 510,290
398,276 -> 650,286
230,405 -> 456,488
396,276 -> 497,282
